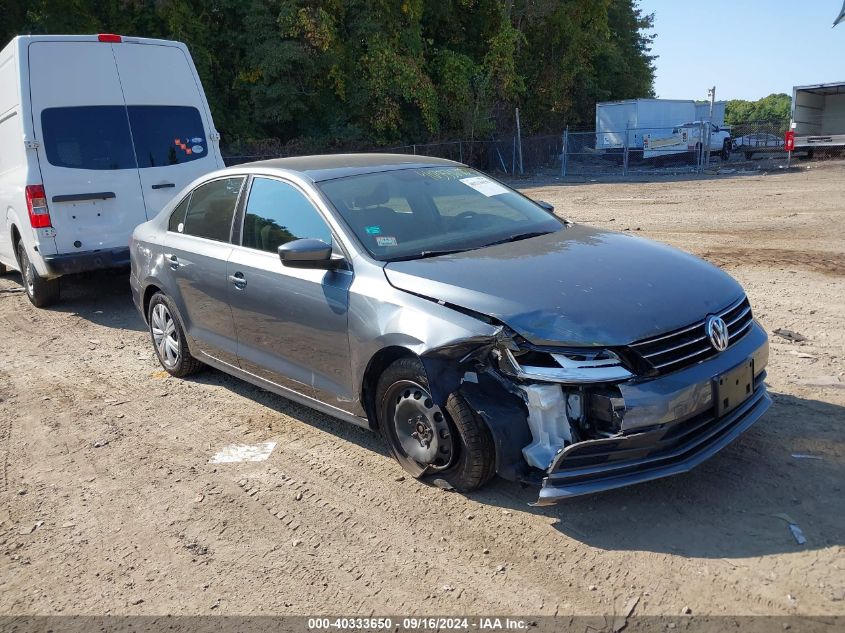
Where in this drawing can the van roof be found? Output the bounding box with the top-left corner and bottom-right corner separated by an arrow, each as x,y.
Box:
8,34 -> 188,49
243,153 -> 462,182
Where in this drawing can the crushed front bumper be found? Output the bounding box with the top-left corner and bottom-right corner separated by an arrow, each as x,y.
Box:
534,383 -> 770,504
532,322 -> 771,505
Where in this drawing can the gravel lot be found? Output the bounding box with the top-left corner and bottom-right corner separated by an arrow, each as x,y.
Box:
1,160 -> 843,618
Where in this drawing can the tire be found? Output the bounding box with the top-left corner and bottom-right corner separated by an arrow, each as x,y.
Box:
721,141 -> 731,161
16,242 -> 60,307
744,151 -> 753,160
0,262 -> 6,275
147,292 -> 203,377
376,357 -> 496,492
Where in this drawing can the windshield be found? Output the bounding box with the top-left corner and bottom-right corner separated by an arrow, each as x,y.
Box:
317,166 -> 563,261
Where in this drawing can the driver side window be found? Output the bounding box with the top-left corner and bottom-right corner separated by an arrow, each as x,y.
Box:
241,178 -> 332,253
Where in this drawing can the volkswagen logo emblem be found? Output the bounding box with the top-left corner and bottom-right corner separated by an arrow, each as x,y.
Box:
706,315 -> 729,352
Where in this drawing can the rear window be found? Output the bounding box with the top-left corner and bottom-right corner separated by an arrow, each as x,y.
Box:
128,106 -> 207,167
41,106 -> 136,170
41,105 -> 207,171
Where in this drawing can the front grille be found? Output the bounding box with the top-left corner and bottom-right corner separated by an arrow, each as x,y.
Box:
630,296 -> 753,374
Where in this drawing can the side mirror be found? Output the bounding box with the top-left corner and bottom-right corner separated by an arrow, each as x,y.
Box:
278,238 -> 342,270
535,200 -> 555,214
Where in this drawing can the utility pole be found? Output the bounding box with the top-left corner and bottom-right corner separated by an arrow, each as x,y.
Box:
708,86 -> 716,121
705,86 -> 716,166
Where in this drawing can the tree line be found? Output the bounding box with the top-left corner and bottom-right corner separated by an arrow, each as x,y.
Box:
724,93 -> 791,126
2,0 -> 657,150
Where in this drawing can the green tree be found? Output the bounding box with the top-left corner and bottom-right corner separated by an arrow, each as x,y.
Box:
725,93 -> 792,124
1,0 -> 657,146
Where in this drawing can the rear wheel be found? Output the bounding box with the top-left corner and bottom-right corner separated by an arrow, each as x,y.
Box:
147,292 -> 203,377
376,357 -> 495,492
0,263 -> 6,275
721,141 -> 731,161
16,242 -> 60,307
744,151 -> 753,160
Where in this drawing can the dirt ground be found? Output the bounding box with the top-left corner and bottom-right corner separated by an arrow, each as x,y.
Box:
0,161 -> 843,618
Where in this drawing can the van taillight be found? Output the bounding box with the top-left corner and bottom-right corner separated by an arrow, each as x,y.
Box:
98,34 -> 122,43
25,185 -> 52,228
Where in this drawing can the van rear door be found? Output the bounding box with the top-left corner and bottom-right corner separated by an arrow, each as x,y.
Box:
112,42 -> 222,219
29,41 -> 146,256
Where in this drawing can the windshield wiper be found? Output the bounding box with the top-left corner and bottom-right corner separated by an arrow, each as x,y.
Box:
482,231 -> 552,248
387,247 -> 474,262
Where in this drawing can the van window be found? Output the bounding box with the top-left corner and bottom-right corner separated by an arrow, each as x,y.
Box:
182,178 -> 244,242
241,178 -> 332,252
128,106 -> 207,168
41,106 -> 136,170
168,195 -> 192,233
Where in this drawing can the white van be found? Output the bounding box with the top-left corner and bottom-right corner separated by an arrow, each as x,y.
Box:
0,34 -> 224,306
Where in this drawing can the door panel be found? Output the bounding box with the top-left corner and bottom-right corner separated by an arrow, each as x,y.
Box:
165,233 -> 238,364
163,176 -> 245,364
114,44 -> 221,219
29,42 -> 147,254
228,247 -> 353,403
227,176 -> 353,406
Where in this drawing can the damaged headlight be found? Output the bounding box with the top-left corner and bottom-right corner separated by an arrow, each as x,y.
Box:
495,345 -> 633,384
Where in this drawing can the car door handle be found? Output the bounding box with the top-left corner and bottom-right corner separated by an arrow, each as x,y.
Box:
165,254 -> 179,270
229,273 -> 247,289
152,182 -> 176,190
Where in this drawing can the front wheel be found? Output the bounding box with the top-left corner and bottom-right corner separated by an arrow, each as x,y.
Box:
376,357 -> 495,492
17,242 -> 59,307
147,292 -> 203,377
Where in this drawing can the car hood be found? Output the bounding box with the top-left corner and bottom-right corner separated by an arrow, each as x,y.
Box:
383,224 -> 744,347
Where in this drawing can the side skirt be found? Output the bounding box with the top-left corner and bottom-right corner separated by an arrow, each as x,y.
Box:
197,351 -> 371,430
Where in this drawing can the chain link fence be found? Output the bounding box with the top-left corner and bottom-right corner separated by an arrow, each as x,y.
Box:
222,135 -> 564,174
221,117 -> 842,177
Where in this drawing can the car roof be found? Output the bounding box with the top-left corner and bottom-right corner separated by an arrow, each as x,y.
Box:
240,153 -> 463,182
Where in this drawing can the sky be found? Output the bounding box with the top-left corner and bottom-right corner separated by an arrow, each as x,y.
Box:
638,0 -> 845,101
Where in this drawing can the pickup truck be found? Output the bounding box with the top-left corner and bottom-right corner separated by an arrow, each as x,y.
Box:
643,122 -> 732,163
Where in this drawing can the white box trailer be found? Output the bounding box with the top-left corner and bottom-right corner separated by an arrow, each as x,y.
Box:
695,101 -> 726,126
596,99 -> 726,155
792,82 -> 845,155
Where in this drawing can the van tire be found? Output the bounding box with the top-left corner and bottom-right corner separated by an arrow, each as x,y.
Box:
17,242 -> 60,307
0,263 -> 6,275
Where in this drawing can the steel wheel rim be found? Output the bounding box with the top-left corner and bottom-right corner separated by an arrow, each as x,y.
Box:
387,380 -> 453,471
150,303 -> 180,368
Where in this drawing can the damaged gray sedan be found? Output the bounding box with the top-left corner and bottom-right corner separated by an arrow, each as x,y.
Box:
129,154 -> 771,505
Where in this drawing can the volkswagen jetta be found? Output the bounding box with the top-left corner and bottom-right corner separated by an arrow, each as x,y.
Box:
129,154 -> 770,504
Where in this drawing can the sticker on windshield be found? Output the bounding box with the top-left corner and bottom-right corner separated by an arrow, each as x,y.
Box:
191,145 -> 204,154
365,225 -> 382,235
460,176 -> 509,197
376,236 -> 398,247
191,137 -> 204,144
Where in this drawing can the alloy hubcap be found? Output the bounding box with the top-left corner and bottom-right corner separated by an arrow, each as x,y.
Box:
390,382 -> 453,470
150,303 -> 180,368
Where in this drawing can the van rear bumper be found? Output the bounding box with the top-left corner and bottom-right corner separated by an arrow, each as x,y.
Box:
43,247 -> 130,275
